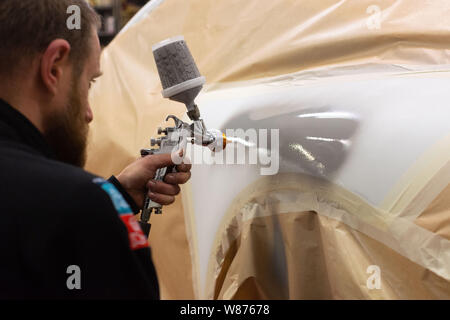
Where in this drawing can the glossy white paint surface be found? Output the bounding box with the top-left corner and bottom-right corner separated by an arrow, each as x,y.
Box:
187,73 -> 450,296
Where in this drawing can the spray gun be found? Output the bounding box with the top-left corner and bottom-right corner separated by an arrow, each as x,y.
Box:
139,36 -> 227,235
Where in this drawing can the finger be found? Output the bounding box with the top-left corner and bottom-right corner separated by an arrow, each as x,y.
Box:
147,192 -> 175,206
142,153 -> 175,170
164,171 -> 191,185
147,180 -> 180,196
176,162 -> 192,173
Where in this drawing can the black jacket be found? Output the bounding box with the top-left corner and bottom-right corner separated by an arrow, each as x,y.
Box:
0,99 -> 159,299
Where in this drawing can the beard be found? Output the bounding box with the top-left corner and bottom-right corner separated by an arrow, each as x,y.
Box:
43,79 -> 89,168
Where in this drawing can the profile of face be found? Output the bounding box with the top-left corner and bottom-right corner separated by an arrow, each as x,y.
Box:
43,29 -> 102,168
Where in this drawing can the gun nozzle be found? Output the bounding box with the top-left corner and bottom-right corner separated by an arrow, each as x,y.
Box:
223,133 -> 228,150
206,130 -> 227,152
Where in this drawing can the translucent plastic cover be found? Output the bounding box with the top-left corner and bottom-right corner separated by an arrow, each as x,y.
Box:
87,0 -> 450,299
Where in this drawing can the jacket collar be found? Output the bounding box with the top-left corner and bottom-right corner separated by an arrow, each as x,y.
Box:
0,98 -> 55,159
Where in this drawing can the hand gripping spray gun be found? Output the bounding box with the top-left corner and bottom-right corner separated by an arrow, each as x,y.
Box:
138,36 -> 227,236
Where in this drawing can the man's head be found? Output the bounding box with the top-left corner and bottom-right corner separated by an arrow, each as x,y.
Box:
0,0 -> 102,167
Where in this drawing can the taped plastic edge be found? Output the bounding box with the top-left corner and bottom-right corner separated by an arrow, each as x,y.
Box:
203,173 -> 450,299
202,63 -> 450,94
381,134 -> 450,217
203,173 -> 387,299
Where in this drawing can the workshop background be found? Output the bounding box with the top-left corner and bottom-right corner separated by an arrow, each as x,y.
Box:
88,0 -> 149,46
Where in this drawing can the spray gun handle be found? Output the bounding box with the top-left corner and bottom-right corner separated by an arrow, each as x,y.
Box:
137,114 -> 225,237
138,117 -> 188,236
139,146 -> 180,236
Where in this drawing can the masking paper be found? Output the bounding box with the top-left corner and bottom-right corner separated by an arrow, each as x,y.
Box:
87,0 -> 450,299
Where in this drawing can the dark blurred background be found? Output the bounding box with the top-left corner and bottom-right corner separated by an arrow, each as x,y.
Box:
88,0 -> 151,46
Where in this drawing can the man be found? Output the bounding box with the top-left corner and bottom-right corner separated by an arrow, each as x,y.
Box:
0,0 -> 191,299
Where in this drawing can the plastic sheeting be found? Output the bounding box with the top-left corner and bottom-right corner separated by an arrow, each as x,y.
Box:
87,0 -> 450,299
204,173 -> 450,299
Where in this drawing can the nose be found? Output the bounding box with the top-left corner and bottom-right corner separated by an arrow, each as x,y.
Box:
86,105 -> 94,123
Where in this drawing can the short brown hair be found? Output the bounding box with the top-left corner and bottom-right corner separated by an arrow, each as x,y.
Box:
0,0 -> 100,77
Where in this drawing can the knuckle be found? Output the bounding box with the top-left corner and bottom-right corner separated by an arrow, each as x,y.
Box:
168,186 -> 177,196
174,185 -> 181,195
148,180 -> 158,190
164,174 -> 175,183
165,184 -> 178,196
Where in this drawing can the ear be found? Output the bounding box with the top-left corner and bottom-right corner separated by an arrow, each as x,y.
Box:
40,39 -> 71,95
